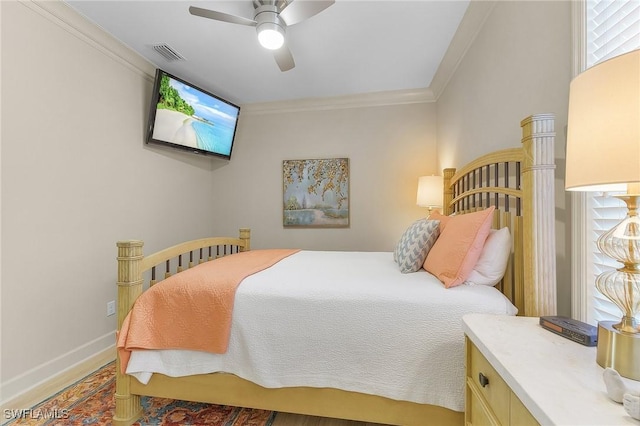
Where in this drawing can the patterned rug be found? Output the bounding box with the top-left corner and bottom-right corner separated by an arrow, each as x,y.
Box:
3,362 -> 277,426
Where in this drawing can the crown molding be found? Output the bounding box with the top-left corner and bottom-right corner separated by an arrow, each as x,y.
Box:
241,87 -> 435,115
21,0 -> 491,114
429,0 -> 497,101
243,0 -> 496,114
20,0 -> 155,80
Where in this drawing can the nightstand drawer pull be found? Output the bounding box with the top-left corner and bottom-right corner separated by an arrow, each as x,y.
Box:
478,372 -> 489,388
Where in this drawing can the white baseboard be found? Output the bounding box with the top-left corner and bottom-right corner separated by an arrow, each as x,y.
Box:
0,332 -> 115,413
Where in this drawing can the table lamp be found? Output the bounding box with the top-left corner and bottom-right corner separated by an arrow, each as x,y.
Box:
565,49 -> 640,380
417,175 -> 444,215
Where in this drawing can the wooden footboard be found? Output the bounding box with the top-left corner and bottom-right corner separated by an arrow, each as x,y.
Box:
130,373 -> 462,426
114,229 -> 250,426
113,228 -> 461,426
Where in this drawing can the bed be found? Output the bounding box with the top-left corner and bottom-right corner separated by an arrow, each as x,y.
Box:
113,114 -> 558,426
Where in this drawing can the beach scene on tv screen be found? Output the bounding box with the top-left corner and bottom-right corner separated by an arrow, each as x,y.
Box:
151,74 -> 238,156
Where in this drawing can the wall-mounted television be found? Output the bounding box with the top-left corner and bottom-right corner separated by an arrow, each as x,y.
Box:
146,69 -> 240,160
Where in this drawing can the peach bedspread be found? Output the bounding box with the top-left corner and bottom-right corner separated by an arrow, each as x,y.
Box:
117,248 -> 299,371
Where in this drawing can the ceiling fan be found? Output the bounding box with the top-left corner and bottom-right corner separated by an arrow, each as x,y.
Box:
189,0 -> 335,72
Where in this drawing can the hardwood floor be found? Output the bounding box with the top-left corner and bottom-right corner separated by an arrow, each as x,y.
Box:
272,413 -> 388,426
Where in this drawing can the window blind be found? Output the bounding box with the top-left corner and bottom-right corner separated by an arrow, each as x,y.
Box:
586,0 -> 640,66
584,0 -> 640,324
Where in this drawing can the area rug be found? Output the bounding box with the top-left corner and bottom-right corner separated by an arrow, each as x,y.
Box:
3,362 -> 277,426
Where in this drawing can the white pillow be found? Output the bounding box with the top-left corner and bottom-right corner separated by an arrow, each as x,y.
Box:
464,227 -> 511,286
394,219 -> 440,274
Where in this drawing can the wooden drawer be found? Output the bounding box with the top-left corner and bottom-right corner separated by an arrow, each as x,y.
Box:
467,383 -> 496,426
466,337 -> 539,426
510,393 -> 539,426
467,338 -> 510,425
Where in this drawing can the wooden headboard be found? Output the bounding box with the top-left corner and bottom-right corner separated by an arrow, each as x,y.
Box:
442,114 -> 557,317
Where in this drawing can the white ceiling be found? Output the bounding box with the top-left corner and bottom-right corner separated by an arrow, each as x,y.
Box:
65,0 -> 470,105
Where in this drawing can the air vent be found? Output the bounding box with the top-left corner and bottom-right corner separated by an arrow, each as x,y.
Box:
152,43 -> 186,62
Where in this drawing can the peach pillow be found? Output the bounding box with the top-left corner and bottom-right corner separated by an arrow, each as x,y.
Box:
424,206 -> 495,288
428,210 -> 452,232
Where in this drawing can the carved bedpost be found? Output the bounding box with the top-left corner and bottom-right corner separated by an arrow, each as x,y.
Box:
239,228 -> 251,252
114,241 -> 144,426
443,168 -> 456,215
521,114 -> 557,317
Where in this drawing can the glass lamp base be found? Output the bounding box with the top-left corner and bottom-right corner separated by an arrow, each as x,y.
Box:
597,321 -> 640,381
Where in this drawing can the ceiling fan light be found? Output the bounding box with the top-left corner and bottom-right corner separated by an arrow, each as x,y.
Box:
257,23 -> 285,50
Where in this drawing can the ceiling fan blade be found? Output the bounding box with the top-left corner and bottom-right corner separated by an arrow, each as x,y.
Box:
279,0 -> 335,26
274,45 -> 295,72
189,6 -> 257,26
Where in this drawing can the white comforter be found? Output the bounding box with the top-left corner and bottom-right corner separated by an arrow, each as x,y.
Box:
126,250 -> 517,412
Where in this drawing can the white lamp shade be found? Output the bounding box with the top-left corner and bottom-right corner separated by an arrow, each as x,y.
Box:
565,49 -> 640,192
416,175 -> 443,208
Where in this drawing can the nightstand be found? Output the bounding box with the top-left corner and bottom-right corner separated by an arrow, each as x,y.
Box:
463,314 -> 638,425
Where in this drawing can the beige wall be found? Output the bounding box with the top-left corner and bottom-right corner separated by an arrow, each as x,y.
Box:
436,0 -> 572,315
0,1 -> 224,401
211,102 -> 438,251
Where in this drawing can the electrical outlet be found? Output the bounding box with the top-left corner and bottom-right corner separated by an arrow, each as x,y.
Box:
107,300 -> 116,317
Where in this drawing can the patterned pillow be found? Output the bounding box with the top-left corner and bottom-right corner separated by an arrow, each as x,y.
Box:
394,219 -> 441,273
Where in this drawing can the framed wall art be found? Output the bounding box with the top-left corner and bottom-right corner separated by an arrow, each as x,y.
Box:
283,158 -> 350,227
